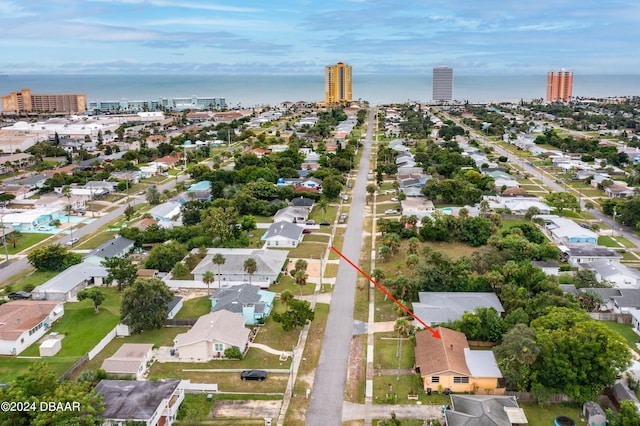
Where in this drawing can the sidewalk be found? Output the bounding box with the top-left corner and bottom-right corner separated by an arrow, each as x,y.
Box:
342,401 -> 441,422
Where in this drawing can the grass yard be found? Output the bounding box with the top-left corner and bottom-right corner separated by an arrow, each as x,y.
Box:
73,231 -> 118,250
598,236 -> 622,248
1,268 -> 57,291
174,296 -> 211,319
328,228 -> 346,260
373,332 -> 415,370
374,287 -> 400,323
5,232 -> 51,255
602,321 -> 640,349
20,287 -> 123,357
285,242 -> 327,259
521,403 -> 586,425
324,263 -> 339,278
269,274 -> 315,296
309,205 -> 338,224
151,367 -> 289,394
176,393 -> 282,424
372,374 -> 449,405
303,234 -> 331,244
616,236 -> 636,248
422,241 -> 479,260
252,300 -> 301,353
0,357 -> 77,384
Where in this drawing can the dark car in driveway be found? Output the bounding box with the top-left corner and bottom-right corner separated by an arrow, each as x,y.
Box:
8,291 -> 31,300
240,370 -> 267,381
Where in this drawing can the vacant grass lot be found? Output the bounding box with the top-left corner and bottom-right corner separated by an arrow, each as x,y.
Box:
374,332 -> 415,370
269,274 -> 315,296
73,231 -> 118,250
521,403 -> 586,425
6,232 -> 51,254
372,374 -> 450,405
285,242 -> 327,259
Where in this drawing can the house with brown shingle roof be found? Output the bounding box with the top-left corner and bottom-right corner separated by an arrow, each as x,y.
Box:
0,300 -> 64,355
414,327 -> 503,394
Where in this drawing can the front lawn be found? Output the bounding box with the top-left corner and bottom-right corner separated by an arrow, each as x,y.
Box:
1,268 -> 58,291
374,332 -> 415,370
598,236 -> 621,248
602,321 -> 640,349
5,232 -> 51,254
372,374 -> 449,405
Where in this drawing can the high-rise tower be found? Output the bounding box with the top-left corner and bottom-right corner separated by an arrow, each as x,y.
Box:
325,62 -> 352,105
546,70 -> 573,102
432,66 -> 453,101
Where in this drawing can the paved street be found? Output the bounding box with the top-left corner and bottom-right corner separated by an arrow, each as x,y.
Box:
306,107 -> 375,425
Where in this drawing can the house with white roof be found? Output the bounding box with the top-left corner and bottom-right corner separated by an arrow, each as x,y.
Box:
411,292 -> 505,326
148,201 -> 182,226
541,216 -> 598,244
191,248 -> 288,287
1,208 -> 60,231
101,343 -> 154,380
580,260 -> 640,288
173,310 -> 249,361
32,263 -> 108,301
560,243 -> 623,267
263,221 -> 304,248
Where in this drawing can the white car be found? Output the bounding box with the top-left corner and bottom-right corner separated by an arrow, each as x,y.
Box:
66,237 -> 79,246
391,197 -> 398,202
384,209 -> 398,214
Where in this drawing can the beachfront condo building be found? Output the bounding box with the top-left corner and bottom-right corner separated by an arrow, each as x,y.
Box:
546,70 -> 573,102
325,62 -> 352,105
89,96 -> 226,112
2,89 -> 86,113
432,66 -> 453,101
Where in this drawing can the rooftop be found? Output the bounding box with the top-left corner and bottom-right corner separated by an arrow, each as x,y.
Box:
95,379 -> 181,421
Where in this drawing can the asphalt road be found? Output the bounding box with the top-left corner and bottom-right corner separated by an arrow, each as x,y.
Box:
0,174 -> 187,281
306,107 -> 375,425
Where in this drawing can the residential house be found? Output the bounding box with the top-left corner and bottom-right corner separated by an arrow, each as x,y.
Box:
263,221 -> 304,248
0,184 -> 31,200
148,201 -> 182,226
445,395 -> 528,426
173,310 -> 250,361
531,260 -> 560,277
273,206 -> 309,224
210,284 -> 276,325
414,327 -> 503,394
101,343 -> 154,380
412,292 -> 504,326
580,260 -> 640,288
167,296 -> 183,320
1,208 -> 59,231
5,173 -> 49,190
95,379 -> 184,426
542,216 -> 598,244
31,263 -> 108,301
400,198 -> 435,217
110,171 -> 141,185
573,288 -> 640,313
153,154 -> 182,169
559,243 -> 622,267
605,182 -> 636,198
0,153 -> 35,174
191,248 -> 288,287
83,236 -> 135,265
290,196 -> 315,209
0,301 -> 64,355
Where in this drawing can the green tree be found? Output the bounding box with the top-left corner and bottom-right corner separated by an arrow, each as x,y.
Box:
201,206 -> 239,245
224,346 -> 243,360
545,192 -> 579,213
394,318 -> 410,380
493,324 -> 540,391
145,241 -> 187,272
271,299 -> 314,331
124,204 -> 135,221
321,176 -> 343,200
146,186 -> 161,205
317,198 -> 328,221
171,261 -> 191,280
366,183 -> 377,205
6,229 -> 21,248
212,253 -> 226,289
102,256 -> 137,290
574,269 -> 600,288
243,258 -> 257,285
120,278 -> 174,334
202,270 -> 215,296
607,400 -> 640,426
77,287 -> 106,313
530,307 -> 631,403
280,289 -> 294,310
27,244 -> 81,271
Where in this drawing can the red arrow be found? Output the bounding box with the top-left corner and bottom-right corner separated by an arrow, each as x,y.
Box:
331,246 -> 441,339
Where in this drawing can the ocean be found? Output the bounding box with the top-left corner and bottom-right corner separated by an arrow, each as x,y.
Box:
1,74 -> 640,110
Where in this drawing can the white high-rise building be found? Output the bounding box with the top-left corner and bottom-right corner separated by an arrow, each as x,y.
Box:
432,66 -> 453,101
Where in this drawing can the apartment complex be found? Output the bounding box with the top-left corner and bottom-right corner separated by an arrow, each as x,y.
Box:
546,70 -> 573,102
325,62 -> 352,105
89,96 -> 226,112
432,66 -> 453,101
2,89 -> 86,113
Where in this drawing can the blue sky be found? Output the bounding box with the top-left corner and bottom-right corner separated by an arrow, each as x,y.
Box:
1,0 -> 639,75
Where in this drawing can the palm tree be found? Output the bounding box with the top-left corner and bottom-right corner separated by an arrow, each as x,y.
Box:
212,253 -> 226,289
294,269 -> 308,296
62,185 -> 74,243
317,198 -> 328,221
243,258 -> 257,286
202,270 -> 215,296
280,289 -> 294,311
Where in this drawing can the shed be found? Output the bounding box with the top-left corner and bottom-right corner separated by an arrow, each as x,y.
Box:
582,401 -> 606,426
39,338 -> 61,356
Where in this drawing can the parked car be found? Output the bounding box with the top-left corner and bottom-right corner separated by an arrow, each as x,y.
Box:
66,237 -> 80,246
579,223 -> 591,229
305,219 -> 316,225
240,370 -> 267,381
385,209 -> 398,214
391,197 -> 398,202
319,221 -> 331,226
8,291 -> 31,300
302,228 -> 312,234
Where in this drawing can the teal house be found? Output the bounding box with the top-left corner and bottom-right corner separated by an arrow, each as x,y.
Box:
210,284 -> 275,325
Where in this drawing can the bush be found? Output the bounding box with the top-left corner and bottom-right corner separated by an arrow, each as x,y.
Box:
224,347 -> 243,360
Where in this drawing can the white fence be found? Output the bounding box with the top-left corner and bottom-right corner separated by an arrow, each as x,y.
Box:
87,326 -> 117,360
181,380 -> 219,394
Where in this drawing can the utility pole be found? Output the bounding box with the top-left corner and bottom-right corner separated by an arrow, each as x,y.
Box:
1,214 -> 9,262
